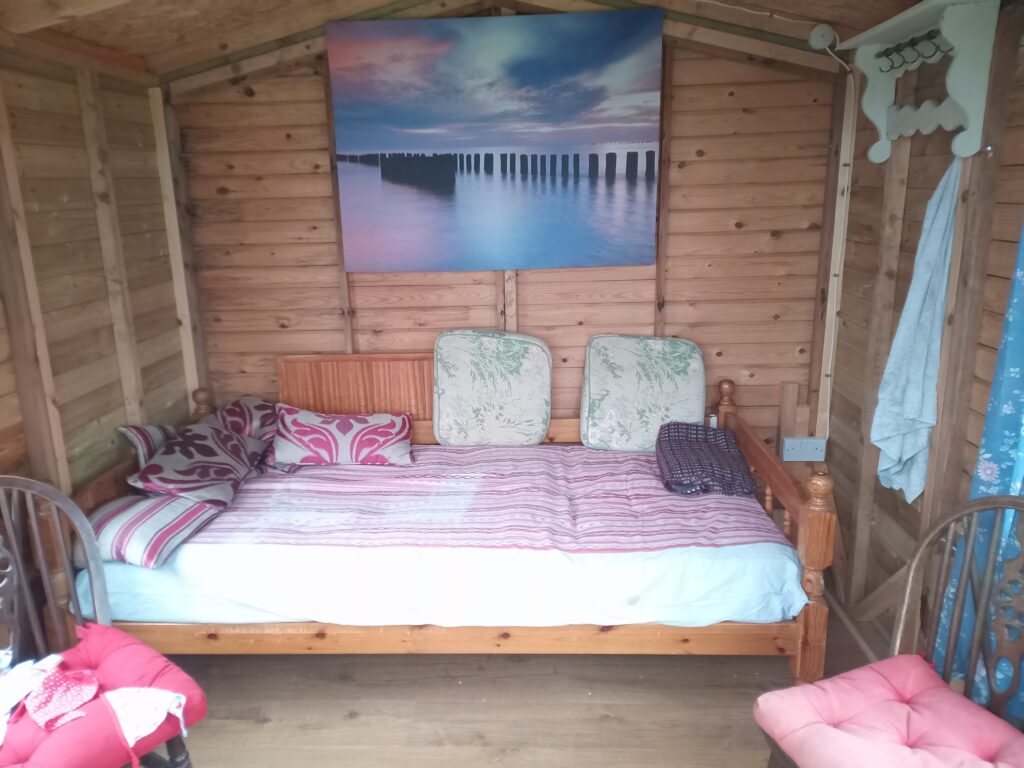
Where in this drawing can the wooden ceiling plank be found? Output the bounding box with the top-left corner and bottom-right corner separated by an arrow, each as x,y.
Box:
662,18 -> 838,72
165,0 -> 490,93
147,0 -> 417,78
28,28 -> 149,73
0,26 -> 155,84
169,37 -> 326,100
0,0 -> 133,34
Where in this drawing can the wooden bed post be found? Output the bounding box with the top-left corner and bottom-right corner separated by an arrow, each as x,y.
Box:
716,378 -> 736,424
191,388 -> 213,421
792,472 -> 835,683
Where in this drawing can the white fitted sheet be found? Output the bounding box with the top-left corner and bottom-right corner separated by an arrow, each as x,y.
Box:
78,540 -> 806,627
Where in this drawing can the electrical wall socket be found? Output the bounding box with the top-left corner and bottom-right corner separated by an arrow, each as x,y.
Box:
781,436 -> 827,462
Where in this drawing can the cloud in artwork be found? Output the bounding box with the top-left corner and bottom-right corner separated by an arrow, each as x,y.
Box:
326,9 -> 663,152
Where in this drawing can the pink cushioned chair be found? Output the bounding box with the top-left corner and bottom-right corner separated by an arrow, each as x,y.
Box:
755,495 -> 1024,768
0,476 -> 206,768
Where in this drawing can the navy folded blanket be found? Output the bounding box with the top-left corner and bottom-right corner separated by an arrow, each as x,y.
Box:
655,422 -> 756,497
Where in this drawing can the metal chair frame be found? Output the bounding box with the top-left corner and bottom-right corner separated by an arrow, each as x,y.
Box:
0,476 -> 194,768
766,495 -> 1024,767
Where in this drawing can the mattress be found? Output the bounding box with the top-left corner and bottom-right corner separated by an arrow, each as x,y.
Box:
77,445 -> 807,627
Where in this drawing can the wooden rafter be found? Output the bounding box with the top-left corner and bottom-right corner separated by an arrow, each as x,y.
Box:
0,0 -> 133,34
150,86 -> 208,394
77,69 -> 146,425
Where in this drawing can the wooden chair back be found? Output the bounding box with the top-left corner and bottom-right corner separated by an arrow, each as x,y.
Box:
893,495 -> 1024,719
0,476 -> 111,660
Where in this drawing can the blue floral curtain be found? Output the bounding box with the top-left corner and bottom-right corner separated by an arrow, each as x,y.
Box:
933,228 -> 1024,721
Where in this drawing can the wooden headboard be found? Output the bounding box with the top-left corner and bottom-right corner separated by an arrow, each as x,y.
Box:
277,353 -> 582,444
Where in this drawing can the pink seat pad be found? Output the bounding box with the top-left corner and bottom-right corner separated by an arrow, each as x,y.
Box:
754,655 -> 1024,768
0,623 -> 206,768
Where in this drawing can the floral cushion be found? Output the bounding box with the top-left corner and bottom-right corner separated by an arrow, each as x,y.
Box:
89,495 -> 220,568
202,396 -> 277,442
581,334 -> 706,452
117,425 -> 178,466
128,424 -> 265,507
272,405 -> 413,466
433,330 -> 552,446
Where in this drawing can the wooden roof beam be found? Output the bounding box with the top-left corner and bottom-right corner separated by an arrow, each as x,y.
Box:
0,0 -> 134,34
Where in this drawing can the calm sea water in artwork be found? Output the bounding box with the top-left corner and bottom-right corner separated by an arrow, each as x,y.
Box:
338,144 -> 658,272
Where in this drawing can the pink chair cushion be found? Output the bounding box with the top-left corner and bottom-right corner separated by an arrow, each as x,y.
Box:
0,624 -> 206,768
754,655 -> 1024,768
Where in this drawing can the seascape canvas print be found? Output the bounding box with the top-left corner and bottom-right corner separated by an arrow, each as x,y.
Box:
325,9 -> 664,272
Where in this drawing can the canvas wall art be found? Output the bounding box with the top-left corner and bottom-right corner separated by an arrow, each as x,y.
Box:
325,9 -> 663,272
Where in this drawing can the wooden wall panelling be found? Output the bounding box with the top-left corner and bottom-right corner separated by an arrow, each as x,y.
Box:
150,85 -> 207,398
0,76 -> 70,489
76,68 -> 145,424
9,60 -> 130,489
660,45 -> 831,442
0,55 -> 191,489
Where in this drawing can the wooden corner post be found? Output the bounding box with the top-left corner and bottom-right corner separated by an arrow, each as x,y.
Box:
716,378 -> 736,423
793,472 -> 836,683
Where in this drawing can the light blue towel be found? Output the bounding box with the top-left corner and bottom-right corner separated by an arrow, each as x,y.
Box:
870,158 -> 962,502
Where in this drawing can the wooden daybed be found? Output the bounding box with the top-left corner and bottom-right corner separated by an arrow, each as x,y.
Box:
67,353 -> 836,683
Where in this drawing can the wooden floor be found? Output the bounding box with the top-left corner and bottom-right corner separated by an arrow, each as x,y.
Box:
171,614 -> 866,767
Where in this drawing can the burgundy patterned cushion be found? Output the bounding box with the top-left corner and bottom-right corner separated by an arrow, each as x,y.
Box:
117,425 -> 178,465
271,405 -> 413,466
90,495 -> 220,568
202,397 -> 277,442
128,424 -> 266,507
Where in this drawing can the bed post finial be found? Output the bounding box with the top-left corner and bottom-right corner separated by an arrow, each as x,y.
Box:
716,378 -> 737,424
191,388 -> 213,421
806,472 -> 833,509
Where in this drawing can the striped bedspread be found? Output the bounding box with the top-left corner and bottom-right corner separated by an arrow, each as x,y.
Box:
191,445 -> 791,553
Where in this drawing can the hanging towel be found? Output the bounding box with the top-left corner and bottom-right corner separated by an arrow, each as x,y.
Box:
870,158 -> 962,502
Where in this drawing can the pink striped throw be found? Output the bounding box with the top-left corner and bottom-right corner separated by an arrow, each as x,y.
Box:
194,444 -> 791,553
90,495 -> 220,568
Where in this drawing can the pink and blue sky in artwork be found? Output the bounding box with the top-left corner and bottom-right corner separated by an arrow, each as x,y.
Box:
326,10 -> 663,272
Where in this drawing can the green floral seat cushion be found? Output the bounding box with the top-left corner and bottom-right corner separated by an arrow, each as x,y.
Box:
434,330 -> 552,446
581,334 -> 705,452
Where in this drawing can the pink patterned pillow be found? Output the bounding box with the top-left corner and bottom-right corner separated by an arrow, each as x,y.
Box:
203,396 -> 277,442
272,405 -> 413,466
128,424 -> 265,507
117,425 -> 178,465
90,495 -> 219,568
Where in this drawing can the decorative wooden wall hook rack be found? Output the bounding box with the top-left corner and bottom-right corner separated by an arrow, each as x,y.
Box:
839,0 -> 999,163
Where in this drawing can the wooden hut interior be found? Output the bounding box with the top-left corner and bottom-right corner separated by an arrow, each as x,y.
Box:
0,0 -> 1022,765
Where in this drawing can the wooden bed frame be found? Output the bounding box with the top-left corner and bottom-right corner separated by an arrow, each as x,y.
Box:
68,353 -> 836,683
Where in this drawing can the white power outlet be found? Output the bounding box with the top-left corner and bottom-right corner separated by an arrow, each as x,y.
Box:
782,436 -> 827,462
